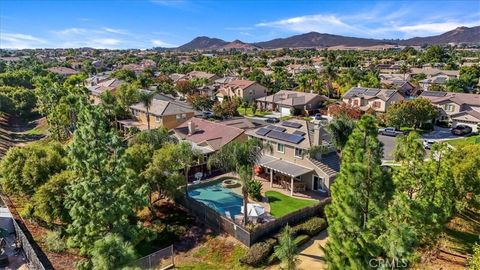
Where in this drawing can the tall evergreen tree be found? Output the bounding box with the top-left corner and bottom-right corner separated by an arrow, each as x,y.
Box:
66,104 -> 148,261
324,114 -> 394,269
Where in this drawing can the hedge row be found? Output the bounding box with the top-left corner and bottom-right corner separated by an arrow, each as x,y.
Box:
240,217 -> 327,267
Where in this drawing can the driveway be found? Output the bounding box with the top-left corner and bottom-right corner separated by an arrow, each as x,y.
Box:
379,134 -> 396,161
423,126 -> 469,141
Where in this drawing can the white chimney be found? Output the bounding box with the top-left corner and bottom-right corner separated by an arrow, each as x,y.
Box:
188,121 -> 196,135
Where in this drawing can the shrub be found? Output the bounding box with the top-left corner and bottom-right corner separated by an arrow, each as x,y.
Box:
295,217 -> 327,237
43,230 -> 67,253
294,234 -> 310,246
239,240 -> 274,267
246,179 -> 262,201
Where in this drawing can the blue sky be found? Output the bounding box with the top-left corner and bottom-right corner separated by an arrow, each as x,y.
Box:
1,0 -> 479,49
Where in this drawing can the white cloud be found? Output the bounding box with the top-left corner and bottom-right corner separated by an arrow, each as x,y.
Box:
54,27 -> 87,35
395,21 -> 480,35
255,10 -> 480,39
151,39 -> 176,47
256,14 -> 355,34
0,33 -> 47,49
102,27 -> 128,35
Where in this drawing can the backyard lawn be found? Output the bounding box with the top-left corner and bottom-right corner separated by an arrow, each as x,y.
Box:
447,135 -> 480,147
265,191 -> 318,218
237,107 -> 270,117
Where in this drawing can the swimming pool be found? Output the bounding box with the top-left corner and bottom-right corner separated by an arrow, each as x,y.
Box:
188,182 -> 243,220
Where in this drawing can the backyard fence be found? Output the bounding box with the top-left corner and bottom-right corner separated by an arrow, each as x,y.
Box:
178,195 -> 331,247
134,245 -> 174,270
1,196 -> 53,270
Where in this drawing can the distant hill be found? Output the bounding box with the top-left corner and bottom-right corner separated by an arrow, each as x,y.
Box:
254,32 -> 392,49
177,36 -> 228,50
175,26 -> 480,50
400,26 -> 480,46
220,40 -> 259,50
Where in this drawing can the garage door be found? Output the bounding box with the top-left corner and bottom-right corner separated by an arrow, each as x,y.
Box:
280,107 -> 291,116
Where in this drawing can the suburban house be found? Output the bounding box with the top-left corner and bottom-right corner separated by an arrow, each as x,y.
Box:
86,77 -> 123,104
169,73 -> 187,82
410,67 -> 460,90
246,119 -> 339,196
391,81 -> 420,97
342,87 -> 405,113
216,79 -> 268,102
186,71 -> 220,82
380,73 -> 411,85
256,90 -> 327,116
47,66 -> 79,77
171,117 -> 247,180
119,97 -> 195,131
420,91 -> 480,132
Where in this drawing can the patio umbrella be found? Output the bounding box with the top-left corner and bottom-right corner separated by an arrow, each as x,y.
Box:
240,203 -> 265,217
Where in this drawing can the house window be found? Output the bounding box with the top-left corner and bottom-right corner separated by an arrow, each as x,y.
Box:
155,116 -> 161,123
277,143 -> 284,153
176,114 -> 187,122
373,101 -> 381,108
132,109 -> 138,116
294,148 -> 303,158
353,100 -> 359,106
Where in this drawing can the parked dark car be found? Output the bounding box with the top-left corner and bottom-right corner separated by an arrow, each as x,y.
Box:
202,111 -> 214,119
378,127 -> 404,137
265,117 -> 280,123
314,113 -> 322,120
451,125 -> 472,135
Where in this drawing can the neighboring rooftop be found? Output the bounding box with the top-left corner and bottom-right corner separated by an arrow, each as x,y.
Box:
172,117 -> 244,153
343,87 -> 398,101
257,90 -> 327,106
420,91 -> 480,106
130,98 -> 195,116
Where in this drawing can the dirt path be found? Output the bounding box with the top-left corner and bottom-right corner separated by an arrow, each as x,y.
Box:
0,114 -> 46,158
297,230 -> 328,270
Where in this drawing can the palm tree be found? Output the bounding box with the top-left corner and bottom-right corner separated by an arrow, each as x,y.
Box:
327,114 -> 356,152
274,225 -> 299,270
207,139 -> 264,226
399,64 -> 410,81
177,141 -> 203,197
138,91 -> 155,130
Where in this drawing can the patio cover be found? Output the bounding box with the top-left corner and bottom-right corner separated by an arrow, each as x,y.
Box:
257,155 -> 313,178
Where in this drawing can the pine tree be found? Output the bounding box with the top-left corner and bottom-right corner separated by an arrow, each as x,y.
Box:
66,104 -> 148,258
324,114 -> 394,269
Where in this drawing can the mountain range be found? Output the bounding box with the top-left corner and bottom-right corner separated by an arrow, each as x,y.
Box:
173,26 -> 480,51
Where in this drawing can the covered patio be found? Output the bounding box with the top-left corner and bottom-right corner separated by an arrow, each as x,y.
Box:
256,155 -> 313,196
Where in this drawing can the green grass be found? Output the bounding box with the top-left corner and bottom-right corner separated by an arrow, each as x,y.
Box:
447,135 -> 480,147
280,116 -> 293,121
237,107 -> 270,117
265,191 -> 318,218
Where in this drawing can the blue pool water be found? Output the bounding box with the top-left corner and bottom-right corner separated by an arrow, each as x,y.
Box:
188,182 -> 243,219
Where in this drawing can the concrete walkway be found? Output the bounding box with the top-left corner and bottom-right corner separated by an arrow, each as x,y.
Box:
297,230 -> 328,270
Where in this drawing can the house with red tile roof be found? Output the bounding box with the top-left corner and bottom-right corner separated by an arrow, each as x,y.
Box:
216,79 -> 268,102
171,117 -> 247,181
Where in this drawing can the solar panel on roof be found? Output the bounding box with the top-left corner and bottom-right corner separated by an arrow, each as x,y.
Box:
364,89 -> 380,96
266,130 -> 304,144
265,125 -> 286,132
255,128 -> 271,136
422,91 -> 447,97
281,121 -> 302,128
293,130 -> 305,136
